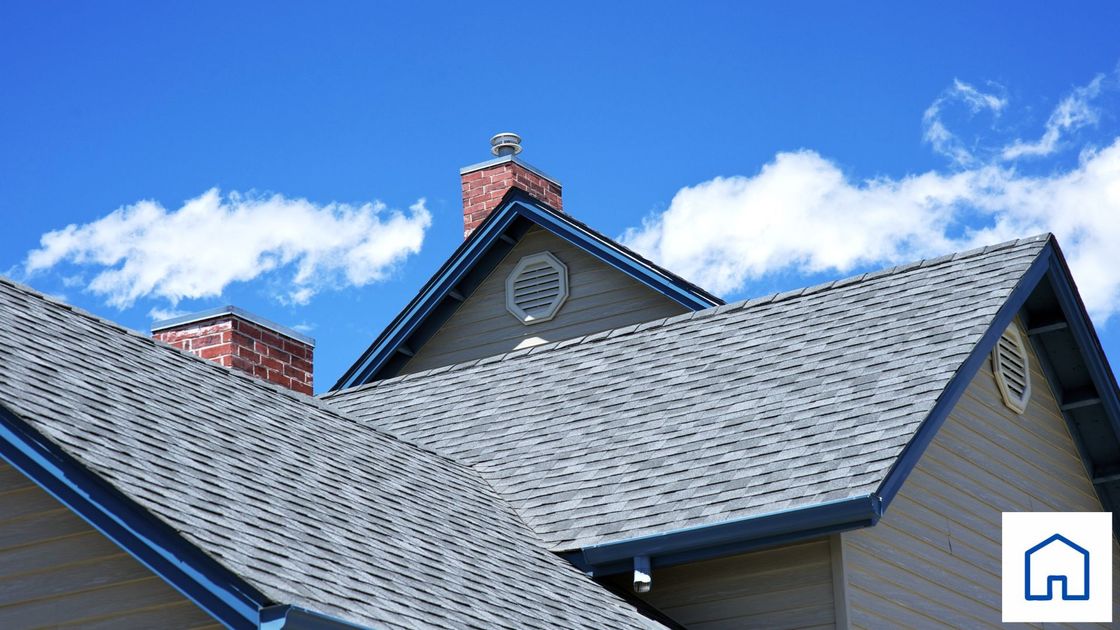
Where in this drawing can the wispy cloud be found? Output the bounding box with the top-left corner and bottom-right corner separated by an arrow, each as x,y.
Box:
922,79 -> 1007,167
148,306 -> 187,322
25,188 -> 432,309
623,69 -> 1120,324
1001,74 -> 1106,160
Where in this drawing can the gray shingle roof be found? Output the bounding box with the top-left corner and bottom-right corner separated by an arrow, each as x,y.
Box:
0,279 -> 662,629
325,235 -> 1050,551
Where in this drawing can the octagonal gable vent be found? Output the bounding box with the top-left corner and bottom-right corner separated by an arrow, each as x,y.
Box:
506,252 -> 569,325
992,323 -> 1031,414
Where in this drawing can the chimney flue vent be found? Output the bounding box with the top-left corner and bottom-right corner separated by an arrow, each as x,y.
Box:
490,132 -> 523,157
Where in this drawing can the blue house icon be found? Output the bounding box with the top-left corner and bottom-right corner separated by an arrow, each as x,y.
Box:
1024,533 -> 1090,601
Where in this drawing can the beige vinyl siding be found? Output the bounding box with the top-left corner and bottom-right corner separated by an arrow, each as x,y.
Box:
0,461 -> 218,629
842,326 -> 1120,628
619,538 -> 837,629
401,226 -> 688,373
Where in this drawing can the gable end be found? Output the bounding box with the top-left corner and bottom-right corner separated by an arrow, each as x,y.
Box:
332,191 -> 722,389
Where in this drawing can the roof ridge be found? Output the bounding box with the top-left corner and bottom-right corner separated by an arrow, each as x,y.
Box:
324,233 -> 1052,398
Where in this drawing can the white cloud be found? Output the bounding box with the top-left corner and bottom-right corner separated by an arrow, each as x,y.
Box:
622,138 -> 1120,324
148,306 -> 187,322
1002,74 -> 1106,160
922,79 -> 1007,166
26,188 -> 432,309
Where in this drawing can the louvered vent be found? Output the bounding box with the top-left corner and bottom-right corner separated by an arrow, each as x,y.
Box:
992,324 -> 1031,414
506,252 -> 569,324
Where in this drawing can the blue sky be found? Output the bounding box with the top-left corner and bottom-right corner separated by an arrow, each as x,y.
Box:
3,2 -> 1120,391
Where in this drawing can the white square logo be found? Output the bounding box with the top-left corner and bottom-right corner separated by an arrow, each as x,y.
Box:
1002,512 -> 1113,622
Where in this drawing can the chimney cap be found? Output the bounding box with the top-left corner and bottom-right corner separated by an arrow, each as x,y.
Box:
151,305 -> 315,346
490,132 -> 522,157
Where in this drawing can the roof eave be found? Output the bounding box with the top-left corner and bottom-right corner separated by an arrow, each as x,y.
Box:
565,493 -> 882,577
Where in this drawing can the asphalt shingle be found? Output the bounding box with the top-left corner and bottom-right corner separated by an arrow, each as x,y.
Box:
0,279 -> 661,629
325,235 -> 1049,551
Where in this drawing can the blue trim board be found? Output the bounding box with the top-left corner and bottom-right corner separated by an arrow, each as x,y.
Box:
331,189 -> 722,390
567,494 -> 882,577
0,403 -> 268,629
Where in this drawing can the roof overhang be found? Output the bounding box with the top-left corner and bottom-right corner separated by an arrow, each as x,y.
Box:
331,188 -> 723,390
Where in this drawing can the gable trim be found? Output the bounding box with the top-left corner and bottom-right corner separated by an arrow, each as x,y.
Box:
0,403 -> 269,630
332,189 -> 722,389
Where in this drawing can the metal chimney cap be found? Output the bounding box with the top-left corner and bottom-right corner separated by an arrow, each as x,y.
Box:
490,132 -> 523,157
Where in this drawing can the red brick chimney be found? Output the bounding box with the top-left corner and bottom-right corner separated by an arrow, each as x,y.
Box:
152,306 -> 314,395
460,132 -> 562,238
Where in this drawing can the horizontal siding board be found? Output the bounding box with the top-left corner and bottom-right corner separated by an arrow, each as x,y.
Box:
403,227 -> 687,374
414,307 -> 686,368
843,320 -> 1120,627
0,506 -> 87,549
884,493 -> 1001,577
685,602 -> 835,630
0,461 -> 214,627
0,577 -> 189,626
0,464 -> 33,493
660,582 -> 835,625
955,382 -> 1082,468
56,602 -> 220,630
845,582 -> 958,630
423,289 -> 678,340
955,375 -> 1085,476
0,486 -> 59,521
931,421 -> 1096,509
847,560 -> 994,628
647,560 -> 832,608
844,518 -> 997,612
0,553 -> 150,606
0,532 -> 121,576
624,539 -> 835,628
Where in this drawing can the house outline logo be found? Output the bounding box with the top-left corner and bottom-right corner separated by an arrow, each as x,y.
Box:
1003,512 -> 1112,622
1024,533 -> 1090,601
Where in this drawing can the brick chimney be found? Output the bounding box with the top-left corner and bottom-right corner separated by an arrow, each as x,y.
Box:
152,306 -> 314,395
460,132 -> 562,238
